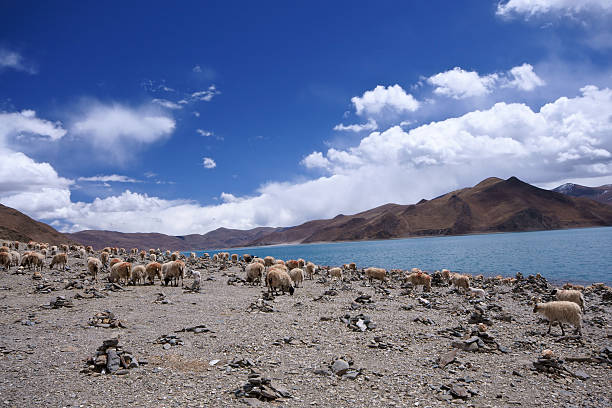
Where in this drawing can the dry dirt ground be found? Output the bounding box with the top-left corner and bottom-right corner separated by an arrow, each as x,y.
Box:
0,252 -> 610,408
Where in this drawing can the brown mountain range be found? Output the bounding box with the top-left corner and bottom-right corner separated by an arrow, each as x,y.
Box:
552,183 -> 612,205
3,176 -> 612,250
245,176 -> 612,246
0,204 -> 76,245
65,227 -> 280,251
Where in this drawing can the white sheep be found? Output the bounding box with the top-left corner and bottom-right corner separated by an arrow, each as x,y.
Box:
87,257 -> 102,281
246,263 -> 264,285
552,289 -> 585,310
162,260 -> 185,287
289,268 -> 304,288
533,301 -> 582,336
130,265 -> 146,285
468,287 -> 486,298
149,253 -> 157,262
9,251 -> 21,267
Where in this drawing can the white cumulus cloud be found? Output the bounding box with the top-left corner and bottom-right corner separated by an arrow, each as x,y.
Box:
202,157 -> 216,169
497,0 -> 612,18
428,67 -> 498,99
0,48 -> 37,74
77,175 -> 141,183
351,84 -> 420,117
504,63 -> 546,91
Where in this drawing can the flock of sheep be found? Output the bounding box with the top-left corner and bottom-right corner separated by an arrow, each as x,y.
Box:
0,240 -> 592,338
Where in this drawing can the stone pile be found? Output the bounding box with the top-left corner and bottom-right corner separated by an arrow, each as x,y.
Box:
467,305 -> 493,325
154,292 -> 170,304
246,298 -> 274,313
75,287 -> 106,299
83,338 -> 144,375
89,310 -> 126,328
43,296 -> 73,309
64,280 -> 84,290
228,356 -> 256,369
353,294 -> 373,304
33,283 -> 55,294
451,328 -> 502,353
154,334 -> 184,349
340,313 -> 376,332
104,283 -> 125,292
175,324 -> 211,334
233,369 -> 291,402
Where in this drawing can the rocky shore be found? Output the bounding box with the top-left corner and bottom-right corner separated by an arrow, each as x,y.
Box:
0,253 -> 610,407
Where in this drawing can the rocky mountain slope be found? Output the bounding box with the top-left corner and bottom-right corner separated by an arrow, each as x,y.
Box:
553,183 -> 612,205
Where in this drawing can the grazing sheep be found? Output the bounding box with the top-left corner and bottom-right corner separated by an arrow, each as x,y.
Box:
86,245 -> 94,254
212,254 -> 219,262
139,250 -> 146,261
405,271 -> 432,292
130,265 -> 146,285
533,301 -> 582,336
145,262 -> 163,284
329,267 -> 343,281
441,269 -> 452,282
289,268 -> 304,288
171,252 -> 180,261
110,262 -> 132,285
162,260 -> 185,287
286,260 -> 299,270
77,248 -> 86,259
59,244 -> 68,252
297,259 -> 305,268
131,248 -> 138,255
468,287 -> 486,298
264,256 -> 275,267
243,254 -> 252,262
149,253 -> 157,262
266,269 -> 295,295
348,262 -> 357,271
31,253 -> 44,271
87,257 -> 102,281
274,259 -> 285,266
231,254 -> 238,262
50,253 -> 68,270
305,262 -> 316,280
562,283 -> 585,291
149,248 -> 156,255
119,248 -> 126,255
246,262 -> 265,285
253,258 -> 265,265
365,267 -> 387,284
100,251 -> 110,266
0,252 -> 10,270
0,246 -> 9,253
110,258 -> 122,269
451,273 -> 470,293
552,289 -> 585,311
268,263 -> 288,273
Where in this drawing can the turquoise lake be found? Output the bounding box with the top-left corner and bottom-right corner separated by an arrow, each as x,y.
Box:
191,227 -> 612,284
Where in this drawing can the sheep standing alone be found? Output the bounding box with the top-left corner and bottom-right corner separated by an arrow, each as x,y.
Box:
552,289 -> 585,310
50,253 -> 68,270
329,267 -> 343,281
365,267 -> 387,284
246,262 -> 264,285
266,269 -> 295,295
289,268 -> 304,288
533,301 -> 582,336
405,271 -> 432,292
87,257 -> 103,281
305,262 -> 316,280
145,262 -> 163,284
468,287 -> 486,298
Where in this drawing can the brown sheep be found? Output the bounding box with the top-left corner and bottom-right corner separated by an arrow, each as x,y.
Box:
286,259 -> 299,270
405,271 -> 432,292
305,262 -> 316,279
145,262 -> 163,284
365,267 -> 387,284
329,267 -> 343,280
264,256 -> 275,267
110,262 -> 132,285
100,251 -> 110,266
139,250 -> 146,261
289,268 -> 304,288
266,269 -> 294,295
0,252 -> 11,270
109,258 -> 122,269
50,253 -> 68,270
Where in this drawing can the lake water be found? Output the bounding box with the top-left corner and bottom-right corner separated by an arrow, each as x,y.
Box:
191,227 -> 612,284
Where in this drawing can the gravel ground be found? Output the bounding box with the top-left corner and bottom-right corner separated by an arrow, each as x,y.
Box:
0,251 -> 610,408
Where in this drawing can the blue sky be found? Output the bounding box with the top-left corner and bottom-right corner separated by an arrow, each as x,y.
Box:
1,0 -> 612,234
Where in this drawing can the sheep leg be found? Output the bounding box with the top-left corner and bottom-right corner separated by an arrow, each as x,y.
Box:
559,322 -> 565,336
547,321 -> 552,335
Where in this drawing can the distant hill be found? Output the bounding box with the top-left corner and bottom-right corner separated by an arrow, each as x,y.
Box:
0,204 -> 77,245
245,176 -> 612,246
65,226 -> 281,251
553,183 -> 612,205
